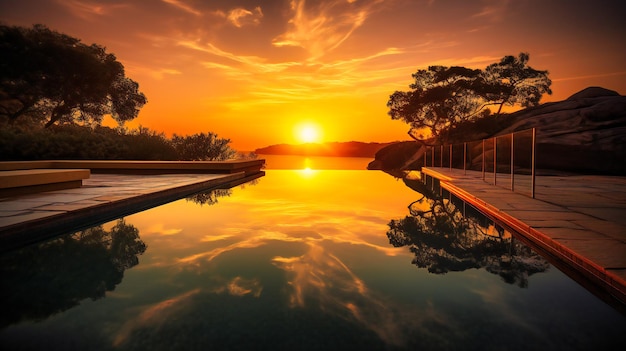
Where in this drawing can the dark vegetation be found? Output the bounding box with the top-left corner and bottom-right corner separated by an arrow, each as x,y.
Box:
0,24 -> 146,127
0,124 -> 243,161
0,24 -> 244,161
388,52 -> 551,143
0,219 -> 146,328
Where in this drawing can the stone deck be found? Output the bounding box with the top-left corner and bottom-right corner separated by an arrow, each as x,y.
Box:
0,160 -> 265,251
421,167 -> 626,308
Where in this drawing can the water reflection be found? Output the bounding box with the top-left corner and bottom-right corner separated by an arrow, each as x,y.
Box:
387,175 -> 549,287
0,219 -> 146,329
186,188 -> 232,206
1,171 -> 624,350
186,178 -> 260,206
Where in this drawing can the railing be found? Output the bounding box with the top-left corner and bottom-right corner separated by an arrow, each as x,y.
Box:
423,128 -> 536,198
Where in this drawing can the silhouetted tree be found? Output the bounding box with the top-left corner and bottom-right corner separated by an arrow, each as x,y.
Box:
387,66 -> 484,142
388,53 -> 551,142
0,219 -> 146,329
483,52 -> 552,116
0,24 -> 146,127
171,132 -> 237,161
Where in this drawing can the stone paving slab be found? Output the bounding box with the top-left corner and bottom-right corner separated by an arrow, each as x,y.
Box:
422,167 -> 626,307
0,172 -> 264,251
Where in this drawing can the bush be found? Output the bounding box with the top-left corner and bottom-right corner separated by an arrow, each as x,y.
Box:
0,125 -> 179,161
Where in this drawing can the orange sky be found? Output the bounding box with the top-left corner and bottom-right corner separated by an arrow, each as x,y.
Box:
2,0 -> 625,151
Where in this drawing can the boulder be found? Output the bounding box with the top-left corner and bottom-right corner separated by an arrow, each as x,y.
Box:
368,87 -> 626,175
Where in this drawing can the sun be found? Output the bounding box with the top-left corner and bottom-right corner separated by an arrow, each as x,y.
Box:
296,123 -> 322,143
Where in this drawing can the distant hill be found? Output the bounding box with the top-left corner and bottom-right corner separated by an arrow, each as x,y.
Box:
255,141 -> 398,157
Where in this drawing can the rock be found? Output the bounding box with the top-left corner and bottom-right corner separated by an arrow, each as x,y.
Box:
566,86 -> 620,100
367,141 -> 424,171
368,86 -> 626,175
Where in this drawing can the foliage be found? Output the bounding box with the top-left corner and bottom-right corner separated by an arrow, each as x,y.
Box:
388,53 -> 551,142
0,24 -> 146,127
0,124 -> 242,161
0,219 -> 146,328
483,53 -> 552,115
387,178 -> 549,282
0,124 -> 178,160
388,66 -> 485,141
171,132 -> 237,161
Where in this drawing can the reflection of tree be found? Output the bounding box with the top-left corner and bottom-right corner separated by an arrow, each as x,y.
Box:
0,219 -> 146,329
186,178 -> 260,206
387,178 -> 549,287
186,188 -> 232,206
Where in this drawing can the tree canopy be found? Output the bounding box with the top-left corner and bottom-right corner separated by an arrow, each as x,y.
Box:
0,24 -> 146,127
388,53 -> 551,142
171,132 -> 237,161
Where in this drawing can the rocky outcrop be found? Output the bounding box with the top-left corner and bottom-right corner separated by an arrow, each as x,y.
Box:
368,87 -> 626,175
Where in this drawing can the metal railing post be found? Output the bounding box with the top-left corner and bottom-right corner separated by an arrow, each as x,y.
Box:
482,139 -> 485,180
530,128 -> 537,199
431,146 -> 434,168
440,145 -> 443,167
493,137 -> 497,185
511,132 -> 515,192
463,142 -> 467,175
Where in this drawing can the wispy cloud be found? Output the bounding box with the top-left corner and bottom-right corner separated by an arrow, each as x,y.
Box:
226,6 -> 264,27
272,0 -> 385,59
161,0 -> 202,16
471,0 -> 510,22
552,71 -> 626,82
57,0 -> 130,19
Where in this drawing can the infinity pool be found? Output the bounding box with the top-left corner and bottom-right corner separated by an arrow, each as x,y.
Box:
1,170 -> 624,350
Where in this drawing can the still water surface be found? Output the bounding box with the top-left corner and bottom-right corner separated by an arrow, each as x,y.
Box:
0,158 -> 624,350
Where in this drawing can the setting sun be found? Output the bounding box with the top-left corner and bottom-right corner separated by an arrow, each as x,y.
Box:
296,123 -> 322,144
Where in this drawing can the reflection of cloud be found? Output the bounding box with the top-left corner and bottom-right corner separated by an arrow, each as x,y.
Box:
177,233 -> 290,263
145,223 -> 183,236
271,243 -> 413,347
200,233 -> 234,242
113,289 -> 201,346
227,277 -> 263,297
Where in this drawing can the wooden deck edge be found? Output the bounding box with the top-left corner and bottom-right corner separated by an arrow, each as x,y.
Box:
0,159 -> 266,172
436,177 -> 626,308
0,172 -> 250,251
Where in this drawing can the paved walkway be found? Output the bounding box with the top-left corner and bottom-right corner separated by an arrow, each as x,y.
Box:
0,172 -> 261,251
422,167 -> 626,307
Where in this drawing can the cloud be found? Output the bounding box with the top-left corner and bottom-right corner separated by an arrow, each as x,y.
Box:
145,223 -> 183,236
57,0 -> 130,19
161,0 -> 202,16
471,0 -> 510,22
227,6 -> 264,27
272,0 -> 385,58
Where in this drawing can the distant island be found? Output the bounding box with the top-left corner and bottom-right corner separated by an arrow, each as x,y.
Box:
255,141 -> 398,158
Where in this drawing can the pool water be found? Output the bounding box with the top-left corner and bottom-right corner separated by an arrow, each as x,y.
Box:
1,170 -> 624,350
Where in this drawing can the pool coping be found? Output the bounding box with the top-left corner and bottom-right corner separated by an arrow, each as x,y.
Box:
421,167 -> 626,308
0,159 -> 265,251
